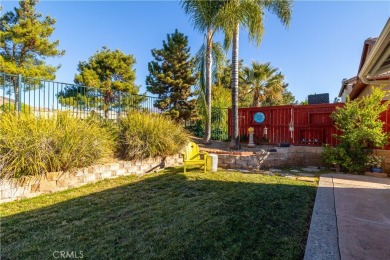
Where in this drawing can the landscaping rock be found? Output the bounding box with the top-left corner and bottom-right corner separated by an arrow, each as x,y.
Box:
114,168 -> 127,176
302,167 -> 320,172
280,173 -> 296,179
297,177 -> 317,182
297,173 -> 315,177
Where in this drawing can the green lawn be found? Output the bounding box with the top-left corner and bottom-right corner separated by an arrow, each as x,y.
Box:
1,168 -> 317,259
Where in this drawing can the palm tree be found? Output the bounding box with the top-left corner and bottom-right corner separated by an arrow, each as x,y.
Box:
242,62 -> 285,107
181,0 -> 225,144
219,0 -> 292,149
194,40 -> 226,131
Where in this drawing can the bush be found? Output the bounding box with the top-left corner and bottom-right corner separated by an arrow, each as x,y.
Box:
0,103 -> 32,113
322,86 -> 390,172
185,120 -> 204,138
117,112 -> 189,160
321,144 -> 362,172
0,112 -> 113,179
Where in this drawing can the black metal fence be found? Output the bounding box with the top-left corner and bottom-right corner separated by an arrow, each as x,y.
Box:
0,72 -> 158,119
0,72 -> 230,141
185,107 -> 229,141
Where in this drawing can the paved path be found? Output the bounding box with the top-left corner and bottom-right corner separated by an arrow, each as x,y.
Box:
305,174 -> 390,260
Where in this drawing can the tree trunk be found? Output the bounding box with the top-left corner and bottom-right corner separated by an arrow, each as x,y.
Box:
204,29 -> 213,144
252,88 -> 261,107
230,23 -> 240,149
12,76 -> 19,113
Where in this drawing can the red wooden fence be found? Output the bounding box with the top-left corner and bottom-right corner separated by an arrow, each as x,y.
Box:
228,103 -> 343,147
228,103 -> 390,149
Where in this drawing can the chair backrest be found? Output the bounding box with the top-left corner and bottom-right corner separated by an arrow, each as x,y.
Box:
184,142 -> 201,160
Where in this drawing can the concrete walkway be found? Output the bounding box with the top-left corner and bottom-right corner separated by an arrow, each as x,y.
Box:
305,174 -> 390,260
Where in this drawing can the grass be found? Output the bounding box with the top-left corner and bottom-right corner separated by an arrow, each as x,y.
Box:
0,168 -> 317,259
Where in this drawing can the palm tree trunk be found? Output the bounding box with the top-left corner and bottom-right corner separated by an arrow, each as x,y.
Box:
252,88 -> 261,107
230,23 -> 240,149
204,29 -> 213,144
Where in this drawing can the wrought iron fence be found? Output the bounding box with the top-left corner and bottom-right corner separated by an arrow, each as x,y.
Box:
0,72 -> 230,141
0,72 -> 159,119
185,107 -> 229,141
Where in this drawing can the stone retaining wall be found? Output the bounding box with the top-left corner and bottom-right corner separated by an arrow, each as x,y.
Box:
0,155 -> 182,203
216,146 -> 324,170
214,147 -> 390,175
3,146 -> 388,203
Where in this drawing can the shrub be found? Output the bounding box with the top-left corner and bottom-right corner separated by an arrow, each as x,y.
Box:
321,144 -> 355,172
322,86 -> 390,172
365,155 -> 384,168
117,112 -> 189,160
0,112 -> 113,179
0,103 -> 32,113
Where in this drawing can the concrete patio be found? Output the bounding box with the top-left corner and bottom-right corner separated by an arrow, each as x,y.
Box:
305,174 -> 390,260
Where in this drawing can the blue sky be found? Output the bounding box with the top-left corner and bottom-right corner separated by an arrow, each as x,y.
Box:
2,0 -> 389,102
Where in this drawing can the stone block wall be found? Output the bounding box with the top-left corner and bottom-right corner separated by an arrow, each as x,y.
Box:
0,155 -> 182,203
215,147 -> 390,176
4,146 -> 387,203
216,146 -> 324,170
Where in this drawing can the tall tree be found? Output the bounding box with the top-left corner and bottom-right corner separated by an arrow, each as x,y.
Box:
242,62 -> 286,107
146,30 -> 199,122
219,0 -> 292,149
263,86 -> 297,106
0,0 -> 65,111
182,0 -> 225,143
215,58 -> 251,107
194,40 -> 226,138
58,47 -> 141,118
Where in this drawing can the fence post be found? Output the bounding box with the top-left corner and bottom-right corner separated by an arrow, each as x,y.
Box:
118,91 -> 121,117
18,74 -> 22,113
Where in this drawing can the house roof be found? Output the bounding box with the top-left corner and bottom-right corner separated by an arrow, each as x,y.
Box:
358,18 -> 390,84
338,76 -> 357,97
339,38 -> 378,99
357,38 -> 377,74
347,19 -> 390,100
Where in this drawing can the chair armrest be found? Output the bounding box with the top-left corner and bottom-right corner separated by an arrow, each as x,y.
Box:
199,151 -> 209,160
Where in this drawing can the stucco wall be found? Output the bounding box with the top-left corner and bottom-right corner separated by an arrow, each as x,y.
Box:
357,85 -> 390,100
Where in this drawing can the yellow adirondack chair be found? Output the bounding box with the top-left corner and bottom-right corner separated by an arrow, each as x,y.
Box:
182,142 -> 209,173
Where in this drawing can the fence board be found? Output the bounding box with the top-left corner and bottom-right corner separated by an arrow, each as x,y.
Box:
228,104 -> 345,147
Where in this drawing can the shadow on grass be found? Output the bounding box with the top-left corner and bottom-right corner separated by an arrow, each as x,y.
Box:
1,169 -> 316,259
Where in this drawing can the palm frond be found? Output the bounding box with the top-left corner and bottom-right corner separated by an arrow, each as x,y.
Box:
261,0 -> 293,27
195,39 -> 227,120
211,42 -> 227,83
181,0 -> 226,33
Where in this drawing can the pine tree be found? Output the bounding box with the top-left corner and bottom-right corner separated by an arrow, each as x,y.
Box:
58,47 -> 142,118
146,29 -> 199,121
0,0 -> 65,111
